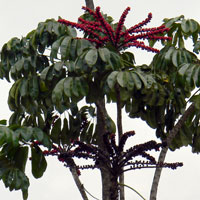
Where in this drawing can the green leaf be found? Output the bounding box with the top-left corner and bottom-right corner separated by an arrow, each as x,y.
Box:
52,78 -> 65,103
72,78 -> 80,97
60,36 -> 72,60
79,78 -> 89,96
193,40 -> 200,54
63,77 -> 73,97
33,128 -> 44,142
14,147 -> 28,172
0,127 -> 14,144
40,66 -> 50,80
165,15 -> 184,28
107,71 -> 118,90
20,79 -> 28,97
16,127 -> 32,142
181,19 -> 190,33
31,147 -> 47,179
29,76 -> 39,100
50,118 -> 61,143
192,64 -> 200,87
178,63 -> 190,76
77,39 -> 91,56
14,59 -> 24,72
98,48 -> 110,62
188,19 -> 199,33
67,26 -> 77,37
0,120 -> 7,125
85,49 -> 98,66
54,62 -> 63,71
70,39 -> 77,60
135,71 -> 147,88
50,36 -> 64,61
117,71 -> 129,88
131,73 -> 142,90
109,52 -> 122,70
190,95 -> 200,109
61,118 -> 69,145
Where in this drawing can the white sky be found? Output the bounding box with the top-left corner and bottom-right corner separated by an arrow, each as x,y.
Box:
0,0 -> 200,200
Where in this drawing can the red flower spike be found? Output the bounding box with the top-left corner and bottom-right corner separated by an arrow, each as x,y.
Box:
95,7 -> 115,44
58,7 -> 171,53
115,7 -> 131,45
123,13 -> 153,36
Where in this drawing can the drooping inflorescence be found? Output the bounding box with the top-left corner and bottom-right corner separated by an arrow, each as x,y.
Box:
58,6 -> 171,52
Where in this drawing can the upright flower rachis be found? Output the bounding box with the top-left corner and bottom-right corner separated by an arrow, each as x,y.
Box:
58,6 -> 171,52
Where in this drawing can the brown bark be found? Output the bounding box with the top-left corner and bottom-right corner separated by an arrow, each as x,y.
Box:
96,99 -> 112,200
150,103 -> 195,200
85,0 -> 94,10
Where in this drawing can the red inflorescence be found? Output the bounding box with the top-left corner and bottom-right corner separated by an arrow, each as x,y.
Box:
58,6 -> 171,52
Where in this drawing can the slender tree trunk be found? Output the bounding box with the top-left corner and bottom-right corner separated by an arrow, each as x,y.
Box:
116,85 -> 125,200
150,103 -> 195,200
96,99 -> 112,200
67,158 -> 89,200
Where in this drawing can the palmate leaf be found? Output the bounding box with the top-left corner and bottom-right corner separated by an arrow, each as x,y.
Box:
178,63 -> 200,88
151,16 -> 200,48
152,46 -> 197,74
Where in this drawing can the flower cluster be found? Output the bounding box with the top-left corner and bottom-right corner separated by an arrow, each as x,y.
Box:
58,6 -> 171,52
43,131 -> 182,176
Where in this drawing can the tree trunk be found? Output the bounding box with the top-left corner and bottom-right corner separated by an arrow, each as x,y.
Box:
149,147 -> 168,200
150,103 -> 195,200
96,99 -> 112,200
85,0 -> 94,10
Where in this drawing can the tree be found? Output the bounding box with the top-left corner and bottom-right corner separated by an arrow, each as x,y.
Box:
0,1 -> 200,200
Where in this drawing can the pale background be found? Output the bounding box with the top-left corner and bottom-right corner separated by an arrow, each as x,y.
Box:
0,0 -> 200,199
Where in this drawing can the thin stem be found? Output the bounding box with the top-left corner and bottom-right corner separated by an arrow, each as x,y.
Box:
84,187 -> 100,200
118,183 -> 146,200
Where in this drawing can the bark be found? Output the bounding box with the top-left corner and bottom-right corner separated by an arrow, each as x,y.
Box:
85,0 -> 95,10
150,103 -> 195,200
67,158 -> 89,200
116,85 -> 125,200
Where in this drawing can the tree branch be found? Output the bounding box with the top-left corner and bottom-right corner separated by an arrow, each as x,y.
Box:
150,103 -> 195,200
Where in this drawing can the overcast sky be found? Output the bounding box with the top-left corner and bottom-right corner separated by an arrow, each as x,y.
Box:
1,0 -> 200,200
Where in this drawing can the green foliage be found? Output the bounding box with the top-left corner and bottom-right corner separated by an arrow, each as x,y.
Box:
1,11 -> 200,199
